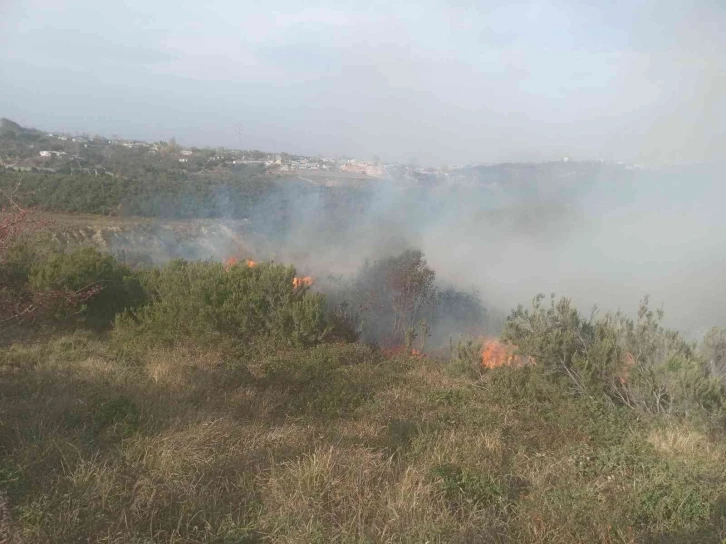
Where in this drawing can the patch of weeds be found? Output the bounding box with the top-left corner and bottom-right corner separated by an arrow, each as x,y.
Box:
263,346 -> 380,420
635,473 -> 716,532
63,410 -> 85,430
428,388 -> 472,408
92,395 -> 140,437
385,418 -> 419,454
483,364 -> 565,405
0,344 -> 42,368
572,398 -> 639,445
48,331 -> 93,353
431,463 -> 505,511
277,371 -> 373,420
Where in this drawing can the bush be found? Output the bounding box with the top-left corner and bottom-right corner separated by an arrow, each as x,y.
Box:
114,259 -> 331,349
503,294 -> 726,416
352,249 -> 437,346
29,247 -> 146,326
331,250 -> 487,348
0,238 -> 43,293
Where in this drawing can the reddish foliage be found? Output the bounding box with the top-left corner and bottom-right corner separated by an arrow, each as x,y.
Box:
0,285 -> 103,329
0,189 -> 103,332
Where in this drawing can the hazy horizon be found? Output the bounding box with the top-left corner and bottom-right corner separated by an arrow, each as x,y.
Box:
2,0 -> 724,166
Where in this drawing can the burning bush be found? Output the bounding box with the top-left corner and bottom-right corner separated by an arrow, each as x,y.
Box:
480,339 -> 533,369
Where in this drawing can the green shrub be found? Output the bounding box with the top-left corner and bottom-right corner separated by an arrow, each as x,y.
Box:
0,239 -> 42,292
28,247 -> 146,326
483,364 -> 566,405
503,294 -> 726,416
448,337 -> 483,378
114,259 -> 331,349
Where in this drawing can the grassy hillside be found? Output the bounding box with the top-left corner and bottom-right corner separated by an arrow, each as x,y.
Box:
0,247 -> 724,542
2,333 -> 725,543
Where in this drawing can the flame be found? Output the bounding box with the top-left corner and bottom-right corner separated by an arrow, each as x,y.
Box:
292,276 -> 314,288
225,256 -> 312,288
481,339 -> 533,369
225,257 -> 256,270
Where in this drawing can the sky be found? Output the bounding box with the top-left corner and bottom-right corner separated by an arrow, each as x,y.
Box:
1,0 -> 724,165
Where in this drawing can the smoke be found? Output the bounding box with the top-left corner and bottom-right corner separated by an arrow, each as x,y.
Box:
252,162 -> 726,339
103,161 -> 725,341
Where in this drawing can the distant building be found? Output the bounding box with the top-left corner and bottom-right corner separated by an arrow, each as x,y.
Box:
178,158 -> 188,163
40,151 -> 66,158
180,150 -> 193,156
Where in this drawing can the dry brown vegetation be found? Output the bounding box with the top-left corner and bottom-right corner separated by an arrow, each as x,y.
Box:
1,330 -> 726,543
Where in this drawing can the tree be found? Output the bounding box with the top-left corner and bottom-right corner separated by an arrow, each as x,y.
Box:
353,250 -> 437,346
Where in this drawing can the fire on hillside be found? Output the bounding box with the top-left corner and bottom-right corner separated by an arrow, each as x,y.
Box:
481,339 -> 534,369
225,256 -> 315,288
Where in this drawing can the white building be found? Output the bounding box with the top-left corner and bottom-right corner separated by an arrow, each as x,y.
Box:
39,151 -> 52,157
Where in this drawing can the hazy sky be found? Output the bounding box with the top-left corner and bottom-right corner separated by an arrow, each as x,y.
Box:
1,0 -> 724,165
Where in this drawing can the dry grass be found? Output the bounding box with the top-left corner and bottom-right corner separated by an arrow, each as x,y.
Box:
1,333 -> 726,542
647,425 -> 723,464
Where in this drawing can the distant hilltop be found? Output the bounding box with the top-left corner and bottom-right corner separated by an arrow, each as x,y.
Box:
0,118 -> 25,134
0,117 -> 653,181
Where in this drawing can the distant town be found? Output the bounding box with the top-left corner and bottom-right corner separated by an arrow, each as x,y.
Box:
0,117 -> 649,190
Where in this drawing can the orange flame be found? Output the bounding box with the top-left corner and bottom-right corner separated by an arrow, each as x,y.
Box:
225,257 -> 257,270
225,256 -> 312,288
481,339 -> 534,369
292,276 -> 314,288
